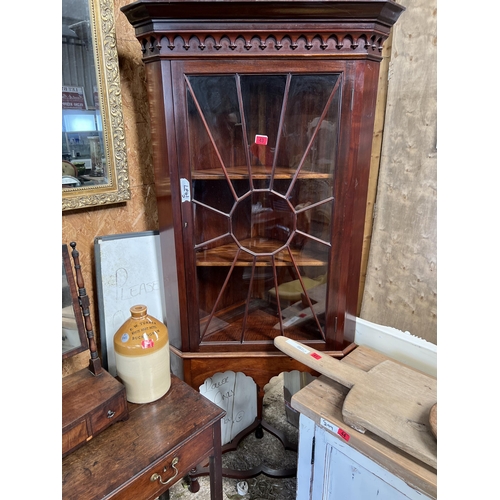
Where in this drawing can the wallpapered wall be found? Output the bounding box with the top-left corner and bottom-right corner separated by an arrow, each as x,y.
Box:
62,0 -> 437,375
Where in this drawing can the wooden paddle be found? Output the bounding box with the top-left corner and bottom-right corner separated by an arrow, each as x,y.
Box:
429,403 -> 437,439
274,337 -> 437,469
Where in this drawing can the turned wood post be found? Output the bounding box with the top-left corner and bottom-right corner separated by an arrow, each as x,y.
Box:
70,241 -> 102,375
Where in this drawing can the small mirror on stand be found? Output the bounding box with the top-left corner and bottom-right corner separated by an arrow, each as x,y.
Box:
62,242 -> 128,458
62,243 -> 87,359
63,241 -> 102,373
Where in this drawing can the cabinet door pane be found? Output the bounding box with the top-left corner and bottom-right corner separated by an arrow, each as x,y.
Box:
187,72 -> 341,345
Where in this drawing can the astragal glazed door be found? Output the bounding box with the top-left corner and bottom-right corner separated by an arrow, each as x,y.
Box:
178,67 -> 343,350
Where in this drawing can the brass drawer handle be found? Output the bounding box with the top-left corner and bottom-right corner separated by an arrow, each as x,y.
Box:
150,457 -> 179,485
106,410 -> 115,418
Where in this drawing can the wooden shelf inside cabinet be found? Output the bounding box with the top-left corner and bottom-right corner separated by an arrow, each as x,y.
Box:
196,239 -> 328,267
199,299 -> 326,344
192,166 -> 332,180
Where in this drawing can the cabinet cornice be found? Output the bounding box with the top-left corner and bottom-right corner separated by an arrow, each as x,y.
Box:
136,30 -> 391,59
122,0 -> 405,60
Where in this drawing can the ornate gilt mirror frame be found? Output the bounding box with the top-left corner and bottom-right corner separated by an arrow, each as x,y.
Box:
62,0 -> 130,211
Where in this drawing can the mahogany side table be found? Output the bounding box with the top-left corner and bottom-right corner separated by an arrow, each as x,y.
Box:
62,375 -> 226,500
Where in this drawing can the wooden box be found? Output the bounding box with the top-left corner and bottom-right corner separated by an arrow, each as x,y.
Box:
62,368 -> 128,458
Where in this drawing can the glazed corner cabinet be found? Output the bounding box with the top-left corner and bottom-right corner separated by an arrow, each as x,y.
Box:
122,0 -> 405,409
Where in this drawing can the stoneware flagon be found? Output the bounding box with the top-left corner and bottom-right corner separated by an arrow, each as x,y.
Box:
114,305 -> 171,403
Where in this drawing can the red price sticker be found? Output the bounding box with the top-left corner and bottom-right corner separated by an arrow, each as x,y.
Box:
321,417 -> 350,442
255,134 -> 268,145
310,352 -> 322,360
337,428 -> 350,441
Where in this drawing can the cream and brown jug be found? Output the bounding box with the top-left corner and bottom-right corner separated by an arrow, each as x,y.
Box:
114,305 -> 171,403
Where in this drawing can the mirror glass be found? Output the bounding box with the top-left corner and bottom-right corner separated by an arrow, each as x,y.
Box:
62,0 -> 130,210
62,244 -> 88,358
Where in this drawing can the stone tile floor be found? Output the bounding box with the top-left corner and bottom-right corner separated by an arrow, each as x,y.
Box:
166,373 -> 299,500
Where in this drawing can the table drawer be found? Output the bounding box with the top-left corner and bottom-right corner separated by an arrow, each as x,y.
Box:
109,425 -> 215,500
63,368 -> 129,459
90,390 -> 128,436
62,419 -> 88,457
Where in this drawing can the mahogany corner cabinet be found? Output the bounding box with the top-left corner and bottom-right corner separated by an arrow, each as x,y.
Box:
122,0 -> 405,408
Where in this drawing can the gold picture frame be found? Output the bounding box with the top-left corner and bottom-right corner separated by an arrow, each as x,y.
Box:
62,0 -> 130,211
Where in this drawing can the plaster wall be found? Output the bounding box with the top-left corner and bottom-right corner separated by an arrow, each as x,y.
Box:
360,0 -> 437,345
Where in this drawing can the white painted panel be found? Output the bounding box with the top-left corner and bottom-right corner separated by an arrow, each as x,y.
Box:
94,231 -> 167,377
296,414 -> 315,499
355,317 -> 437,377
311,423 -> 428,500
297,415 -> 432,500
314,441 -> 410,499
199,371 -> 257,446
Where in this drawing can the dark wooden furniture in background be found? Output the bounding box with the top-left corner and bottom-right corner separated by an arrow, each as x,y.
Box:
121,0 -> 405,412
62,375 -> 226,500
62,242 -> 129,458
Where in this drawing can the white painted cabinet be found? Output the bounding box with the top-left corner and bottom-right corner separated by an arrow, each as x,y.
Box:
292,346 -> 437,500
297,414 -> 431,499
